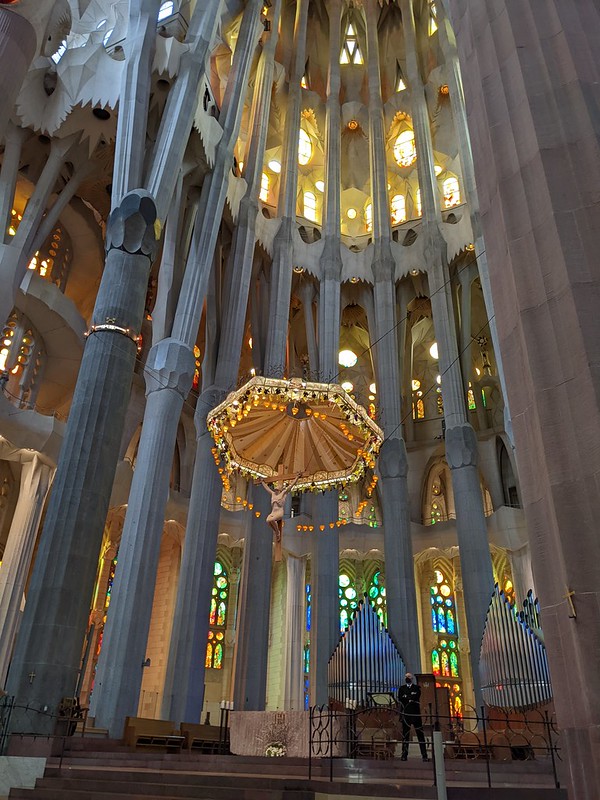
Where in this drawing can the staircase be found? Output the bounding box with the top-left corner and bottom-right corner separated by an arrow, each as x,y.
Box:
7,739 -> 568,800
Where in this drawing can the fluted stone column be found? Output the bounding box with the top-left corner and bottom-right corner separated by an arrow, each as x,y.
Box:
90,341 -> 195,733
162,1 -> 280,721
92,0 -> 263,733
365,0 -> 420,671
0,456 -> 53,688
264,0 -> 309,374
0,9 -> 36,144
161,393 -> 225,722
400,0 -> 493,708
6,191 -> 160,732
283,554 -> 306,710
309,0 -> 343,706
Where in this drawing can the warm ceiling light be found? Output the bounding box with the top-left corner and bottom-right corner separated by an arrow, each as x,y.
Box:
475,367 -> 481,376
410,268 -> 419,276
293,265 -> 304,274
348,119 -> 359,130
248,337 -> 253,349
347,208 -> 357,219
434,164 -> 443,176
350,276 -> 359,283
268,160 -> 281,173
411,379 -> 421,391
369,383 -> 376,394
341,381 -> 354,392
368,394 -> 375,401
339,349 -> 358,367
429,342 -> 439,360
315,180 -> 325,192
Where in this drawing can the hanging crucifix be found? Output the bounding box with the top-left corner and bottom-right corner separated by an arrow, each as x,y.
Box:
260,465 -> 302,562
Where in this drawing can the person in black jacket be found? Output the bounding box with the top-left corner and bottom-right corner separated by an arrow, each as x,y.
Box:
397,673 -> 429,761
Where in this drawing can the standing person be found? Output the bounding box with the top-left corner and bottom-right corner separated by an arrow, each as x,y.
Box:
398,673 -> 429,761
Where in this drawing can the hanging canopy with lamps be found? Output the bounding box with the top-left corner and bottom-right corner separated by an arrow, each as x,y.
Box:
207,376 -> 383,491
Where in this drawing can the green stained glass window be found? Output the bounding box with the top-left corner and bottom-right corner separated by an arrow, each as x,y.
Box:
206,560 -> 229,669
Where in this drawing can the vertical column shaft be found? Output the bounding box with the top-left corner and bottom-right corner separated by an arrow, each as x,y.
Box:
401,0 -> 493,706
283,554 -> 306,710
0,456 -> 53,688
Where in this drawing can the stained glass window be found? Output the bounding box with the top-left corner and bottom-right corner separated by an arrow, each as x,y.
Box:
158,1 -> 174,21
365,203 -> 373,233
303,191 -> 317,222
259,172 -> 269,202
206,560 -> 228,669
415,188 -> 422,217
393,131 -> 417,168
368,570 -> 387,625
391,194 -> 406,225
430,567 -> 462,715
443,177 -> 460,208
298,129 -> 313,165
339,572 -> 359,631
428,1 -> 438,35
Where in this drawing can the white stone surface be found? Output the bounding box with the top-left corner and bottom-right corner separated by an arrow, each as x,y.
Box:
0,757 -> 46,799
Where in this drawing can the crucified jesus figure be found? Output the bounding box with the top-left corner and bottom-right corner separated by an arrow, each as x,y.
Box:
261,472 -> 301,562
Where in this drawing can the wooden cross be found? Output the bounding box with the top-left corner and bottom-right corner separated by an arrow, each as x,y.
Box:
262,464 -> 300,485
28,671 -> 35,684
563,588 -> 577,619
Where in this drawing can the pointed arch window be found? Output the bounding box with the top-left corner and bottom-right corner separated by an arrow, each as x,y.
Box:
391,194 -> 406,225
339,572 -> 359,631
430,567 -> 462,717
298,129 -> 313,165
368,569 -> 387,626
205,560 -> 229,669
303,191 -> 317,222
259,172 -> 269,202
443,177 -> 460,208
365,203 -> 373,233
340,23 -> 364,65
393,130 -> 417,168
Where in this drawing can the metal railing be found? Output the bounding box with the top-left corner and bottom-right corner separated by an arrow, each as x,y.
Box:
308,703 -> 561,790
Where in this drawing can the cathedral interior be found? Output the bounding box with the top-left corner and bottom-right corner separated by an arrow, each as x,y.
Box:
0,1 -> 598,798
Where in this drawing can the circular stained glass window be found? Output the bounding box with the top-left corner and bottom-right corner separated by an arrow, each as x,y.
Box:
339,574 -> 350,588
376,597 -> 383,605
216,632 -> 224,640
217,577 -> 227,589
449,641 -> 456,649
345,588 -> 356,600
212,588 -> 217,596
369,586 -> 378,598
381,588 -> 386,596
440,584 -> 451,597
436,596 -> 443,604
435,570 -> 444,584
214,563 -> 223,576
219,591 -> 227,599
445,599 -> 453,607
440,640 -> 447,648
340,599 -> 348,607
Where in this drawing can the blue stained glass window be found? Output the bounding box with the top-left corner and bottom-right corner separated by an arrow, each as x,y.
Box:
447,609 -> 455,634
450,651 -> 459,677
432,649 -> 440,675
437,606 -> 446,632
432,608 -> 438,632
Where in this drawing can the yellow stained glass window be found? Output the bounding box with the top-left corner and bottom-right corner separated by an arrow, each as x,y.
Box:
298,129 -> 313,165
391,194 -> 406,224
393,130 -> 417,167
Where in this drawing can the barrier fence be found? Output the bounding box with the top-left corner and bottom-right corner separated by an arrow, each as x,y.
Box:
308,703 -> 561,789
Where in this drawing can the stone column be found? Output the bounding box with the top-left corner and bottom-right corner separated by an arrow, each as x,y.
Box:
6,191 -> 160,732
0,124 -> 26,241
163,0 -> 281,721
283,554 -> 306,710
92,0 -> 264,734
400,0 -> 493,708
0,456 -> 53,688
0,9 -> 36,143
435,6 -> 513,443
309,0 -> 343,706
90,341 -> 194,734
299,282 -> 318,377
264,0 -> 309,374
365,0 -> 420,671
